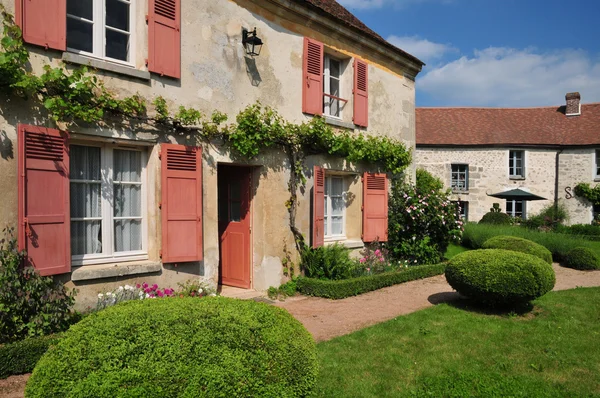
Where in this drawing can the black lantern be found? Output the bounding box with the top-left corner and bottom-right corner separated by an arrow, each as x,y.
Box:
242,28 -> 263,56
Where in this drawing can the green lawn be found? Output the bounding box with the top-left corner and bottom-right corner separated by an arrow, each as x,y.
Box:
444,243 -> 470,260
315,288 -> 600,397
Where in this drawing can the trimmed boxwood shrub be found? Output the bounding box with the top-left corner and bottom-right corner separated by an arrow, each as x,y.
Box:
0,334 -> 61,379
564,247 -> 600,270
296,263 -> 446,299
26,297 -> 317,397
446,249 -> 555,306
482,236 -> 553,264
479,212 -> 511,225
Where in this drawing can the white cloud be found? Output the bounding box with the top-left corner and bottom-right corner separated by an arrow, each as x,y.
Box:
338,0 -> 452,10
418,47 -> 600,106
387,35 -> 456,63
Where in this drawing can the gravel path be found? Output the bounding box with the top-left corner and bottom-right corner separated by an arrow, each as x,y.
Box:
2,264 -> 599,398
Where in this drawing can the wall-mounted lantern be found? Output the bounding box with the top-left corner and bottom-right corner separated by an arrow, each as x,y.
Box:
242,28 -> 263,57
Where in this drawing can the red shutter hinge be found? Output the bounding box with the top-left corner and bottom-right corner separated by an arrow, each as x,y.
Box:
145,15 -> 149,24
158,202 -> 162,209
158,151 -> 161,160
159,250 -> 162,259
145,58 -> 149,67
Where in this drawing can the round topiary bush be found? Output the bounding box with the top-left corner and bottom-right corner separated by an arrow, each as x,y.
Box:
446,249 -> 556,306
564,247 -> 600,270
26,297 -> 318,397
482,236 -> 553,264
479,212 -> 511,225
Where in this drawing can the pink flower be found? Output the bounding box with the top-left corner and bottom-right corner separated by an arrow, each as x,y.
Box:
374,249 -> 381,256
367,268 -> 371,272
191,291 -> 196,297
144,287 -> 151,294
379,258 -> 385,262
152,284 -> 158,290
157,290 -> 164,298
136,283 -> 141,289
359,258 -> 366,263
149,293 -> 155,298
142,282 -> 148,289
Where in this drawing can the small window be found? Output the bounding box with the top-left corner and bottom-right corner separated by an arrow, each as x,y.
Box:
453,201 -> 468,221
70,144 -> 146,265
509,150 -> 525,178
595,150 -> 600,179
324,176 -> 346,238
451,164 -> 468,191
506,199 -> 526,220
67,0 -> 134,64
323,56 -> 347,118
593,204 -> 600,224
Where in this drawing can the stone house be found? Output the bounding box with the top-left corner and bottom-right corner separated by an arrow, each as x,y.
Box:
0,0 -> 423,308
416,93 -> 600,224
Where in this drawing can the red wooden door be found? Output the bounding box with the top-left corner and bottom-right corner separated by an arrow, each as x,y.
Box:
218,166 -> 251,288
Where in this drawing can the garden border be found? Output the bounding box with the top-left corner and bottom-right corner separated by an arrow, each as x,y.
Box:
0,334 -> 61,379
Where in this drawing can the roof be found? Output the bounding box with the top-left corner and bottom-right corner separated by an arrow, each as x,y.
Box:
297,0 -> 424,66
416,103 -> 600,146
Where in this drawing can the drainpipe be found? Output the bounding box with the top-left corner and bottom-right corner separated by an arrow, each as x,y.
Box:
554,147 -> 563,219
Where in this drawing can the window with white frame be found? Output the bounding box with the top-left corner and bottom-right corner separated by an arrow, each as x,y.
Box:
451,164 -> 468,191
67,0 -> 134,64
70,144 -> 146,265
595,150 -> 600,179
506,199 -> 526,220
453,201 -> 468,221
509,150 -> 525,178
324,176 -> 345,238
323,56 -> 345,118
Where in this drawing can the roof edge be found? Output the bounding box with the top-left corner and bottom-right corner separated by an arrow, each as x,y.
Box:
417,102 -> 600,111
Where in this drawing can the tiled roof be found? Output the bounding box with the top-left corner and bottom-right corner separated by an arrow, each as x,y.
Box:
298,0 -> 424,66
416,103 -> 600,146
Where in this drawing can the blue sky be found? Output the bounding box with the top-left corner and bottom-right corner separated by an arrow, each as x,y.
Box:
338,0 -> 600,107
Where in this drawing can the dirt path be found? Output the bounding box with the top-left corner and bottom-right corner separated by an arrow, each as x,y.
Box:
2,265 -> 599,398
275,264 -> 600,342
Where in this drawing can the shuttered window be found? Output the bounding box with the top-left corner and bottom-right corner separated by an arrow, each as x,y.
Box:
362,172 -> 388,242
16,0 -> 66,50
148,0 -> 181,78
353,59 -> 369,127
312,165 -> 325,248
303,37 -> 324,116
161,144 -> 203,263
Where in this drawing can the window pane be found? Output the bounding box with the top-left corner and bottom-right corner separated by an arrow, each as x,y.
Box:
106,29 -> 129,61
330,78 -> 340,97
324,215 -> 328,236
71,183 -> 102,218
67,18 -> 93,53
230,180 -> 241,201
114,150 -> 141,182
331,216 -> 343,235
106,0 -> 130,31
230,201 -> 241,222
114,184 -> 141,217
71,145 -> 101,180
506,201 -> 513,214
67,0 -> 93,20
332,197 -> 344,216
324,196 -> 328,216
114,220 -> 142,252
71,221 -> 102,255
331,178 -> 343,196
330,59 -> 340,78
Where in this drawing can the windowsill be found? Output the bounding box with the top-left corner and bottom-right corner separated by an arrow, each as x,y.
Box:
452,189 -> 469,195
71,260 -> 161,282
324,116 -> 355,130
324,238 -> 364,249
62,52 -> 151,81
509,176 -> 526,180
594,177 -> 600,182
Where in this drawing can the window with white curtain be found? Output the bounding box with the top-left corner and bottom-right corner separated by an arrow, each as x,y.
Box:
323,55 -> 344,118
324,176 -> 345,238
67,0 -> 134,64
70,144 -> 146,265
506,199 -> 526,220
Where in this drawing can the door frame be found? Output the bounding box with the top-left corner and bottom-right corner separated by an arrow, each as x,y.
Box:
217,164 -> 253,289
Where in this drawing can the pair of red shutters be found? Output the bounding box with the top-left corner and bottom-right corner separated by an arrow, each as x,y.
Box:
303,37 -> 369,127
17,125 -> 202,276
14,0 -> 181,78
312,166 -> 388,248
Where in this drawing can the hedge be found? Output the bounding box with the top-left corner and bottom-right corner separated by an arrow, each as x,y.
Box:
296,263 -> 446,299
564,247 -> 600,270
0,334 -> 61,379
482,236 -> 553,264
446,249 -> 556,306
26,297 -> 318,397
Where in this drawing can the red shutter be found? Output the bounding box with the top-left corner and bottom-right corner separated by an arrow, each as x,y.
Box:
15,0 -> 66,50
148,0 -> 181,79
302,37 -> 324,116
362,172 -> 388,242
161,143 -> 203,263
18,124 -> 70,276
312,166 -> 325,248
353,59 -> 369,127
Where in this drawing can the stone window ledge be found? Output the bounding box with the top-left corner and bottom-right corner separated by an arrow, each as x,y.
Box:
509,176 -> 526,181
71,261 -> 161,282
452,190 -> 469,195
325,239 -> 364,249
62,52 -> 151,81
324,116 -> 356,130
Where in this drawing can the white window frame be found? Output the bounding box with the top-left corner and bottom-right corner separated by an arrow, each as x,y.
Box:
323,55 -> 343,119
66,0 -> 136,67
595,149 -> 600,179
324,175 -> 346,240
506,199 -> 526,220
70,143 -> 148,266
509,150 -> 525,178
451,164 -> 468,192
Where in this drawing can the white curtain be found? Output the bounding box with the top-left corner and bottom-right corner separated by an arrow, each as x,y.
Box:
113,150 -> 142,252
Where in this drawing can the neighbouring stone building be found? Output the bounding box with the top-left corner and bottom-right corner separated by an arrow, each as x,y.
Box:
0,0 -> 423,308
416,93 -> 600,224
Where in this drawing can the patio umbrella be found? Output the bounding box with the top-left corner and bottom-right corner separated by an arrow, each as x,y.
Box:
487,188 -> 547,201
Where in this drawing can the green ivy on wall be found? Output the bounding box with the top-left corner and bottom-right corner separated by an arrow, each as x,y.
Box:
0,6 -> 411,252
574,183 -> 600,205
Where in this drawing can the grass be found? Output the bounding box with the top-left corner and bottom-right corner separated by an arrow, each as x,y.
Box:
444,243 -> 470,260
315,288 -> 600,397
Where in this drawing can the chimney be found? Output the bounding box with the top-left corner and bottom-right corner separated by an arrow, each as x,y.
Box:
565,92 -> 581,116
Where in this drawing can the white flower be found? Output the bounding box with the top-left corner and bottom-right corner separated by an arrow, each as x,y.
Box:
125,285 -> 133,291
98,293 -> 104,299
210,293 -> 217,297
145,293 -> 150,298
138,291 -> 144,296
198,288 -> 203,294
106,292 -> 112,297
118,286 -> 124,292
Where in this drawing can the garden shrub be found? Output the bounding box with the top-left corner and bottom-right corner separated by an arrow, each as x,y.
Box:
388,176 -> 462,265
564,247 -> 600,270
523,203 -> 569,230
445,249 -> 555,306
0,334 -> 61,379
482,236 -> 553,264
555,224 -> 600,241
416,168 -> 444,194
301,243 -> 359,280
0,230 -> 78,344
26,297 -> 318,397
479,211 -> 511,225
296,263 -> 446,299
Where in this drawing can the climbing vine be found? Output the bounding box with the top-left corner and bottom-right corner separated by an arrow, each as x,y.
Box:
0,6 -> 411,253
574,183 -> 600,205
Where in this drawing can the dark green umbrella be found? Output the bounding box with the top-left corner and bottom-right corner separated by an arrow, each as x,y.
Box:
487,188 -> 547,201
